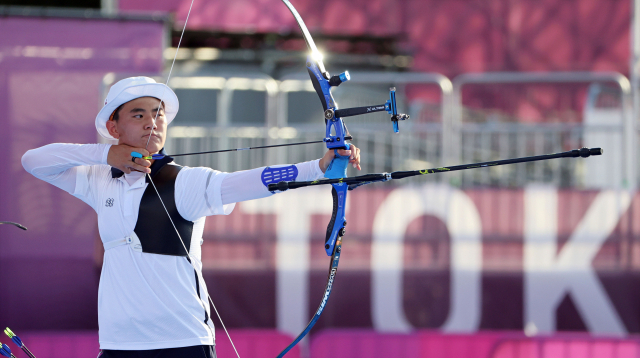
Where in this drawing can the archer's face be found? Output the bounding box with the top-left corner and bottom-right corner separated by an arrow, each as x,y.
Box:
106,97 -> 167,154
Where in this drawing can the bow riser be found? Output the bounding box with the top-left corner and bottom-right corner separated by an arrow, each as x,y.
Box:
323,150 -> 350,255
306,52 -> 350,256
325,183 -> 347,255
305,56 -> 350,150
306,59 -> 333,111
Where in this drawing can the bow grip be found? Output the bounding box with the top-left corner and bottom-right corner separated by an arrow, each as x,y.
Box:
323,146 -> 350,256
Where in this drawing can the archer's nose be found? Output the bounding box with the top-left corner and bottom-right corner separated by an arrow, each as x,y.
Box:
144,116 -> 158,131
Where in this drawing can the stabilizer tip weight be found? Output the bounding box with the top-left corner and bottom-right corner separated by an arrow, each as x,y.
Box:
569,147 -> 603,158
578,147 -> 603,158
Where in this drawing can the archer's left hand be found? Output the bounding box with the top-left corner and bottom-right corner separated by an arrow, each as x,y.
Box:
319,144 -> 361,173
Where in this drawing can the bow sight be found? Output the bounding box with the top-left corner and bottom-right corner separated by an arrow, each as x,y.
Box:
308,63 -> 410,149
323,83 -> 410,134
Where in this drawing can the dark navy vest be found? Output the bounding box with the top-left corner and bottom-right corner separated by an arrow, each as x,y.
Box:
135,162 -> 194,256
112,152 -> 194,257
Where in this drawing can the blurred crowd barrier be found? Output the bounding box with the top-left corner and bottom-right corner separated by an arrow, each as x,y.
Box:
155,71 -> 631,189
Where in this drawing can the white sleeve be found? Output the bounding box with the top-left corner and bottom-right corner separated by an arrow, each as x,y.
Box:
176,159 -> 324,220
21,143 -> 111,206
220,159 -> 324,205
175,167 -> 236,221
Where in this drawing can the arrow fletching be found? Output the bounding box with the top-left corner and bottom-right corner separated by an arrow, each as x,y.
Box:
0,343 -> 13,358
3,328 -> 21,348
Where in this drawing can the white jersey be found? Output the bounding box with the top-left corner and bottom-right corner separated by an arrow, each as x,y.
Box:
21,143 -> 324,350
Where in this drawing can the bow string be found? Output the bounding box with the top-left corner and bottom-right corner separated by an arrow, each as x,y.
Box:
141,1 -> 242,358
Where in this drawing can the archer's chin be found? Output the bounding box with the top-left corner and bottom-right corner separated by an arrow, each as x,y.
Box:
147,141 -> 164,153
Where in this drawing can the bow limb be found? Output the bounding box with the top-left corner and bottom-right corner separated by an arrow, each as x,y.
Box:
280,0 -> 351,255
276,149 -> 349,358
275,236 -> 343,358
281,0 -> 328,76
276,1 -> 352,356
0,222 -> 27,230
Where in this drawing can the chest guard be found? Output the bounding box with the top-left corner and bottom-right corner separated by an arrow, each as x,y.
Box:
134,163 -> 193,256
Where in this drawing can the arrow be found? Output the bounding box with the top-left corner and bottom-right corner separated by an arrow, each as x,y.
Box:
5,328 -> 36,358
131,136 -> 353,160
0,343 -> 17,358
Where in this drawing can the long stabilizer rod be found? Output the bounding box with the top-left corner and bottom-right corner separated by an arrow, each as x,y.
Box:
268,147 -> 603,192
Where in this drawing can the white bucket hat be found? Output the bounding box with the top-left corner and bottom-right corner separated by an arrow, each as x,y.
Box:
96,76 -> 179,139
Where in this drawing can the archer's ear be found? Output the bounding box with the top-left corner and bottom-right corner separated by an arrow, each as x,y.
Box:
106,120 -> 120,139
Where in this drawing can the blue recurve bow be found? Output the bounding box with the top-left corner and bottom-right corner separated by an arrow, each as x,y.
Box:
130,1 -> 408,357
275,1 -> 408,356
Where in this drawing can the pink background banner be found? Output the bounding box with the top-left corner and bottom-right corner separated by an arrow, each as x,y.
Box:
310,330 -> 640,358
3,183 -> 639,333
7,330 -> 301,358
0,0 -> 637,345
8,330 -> 640,358
0,16 -> 164,331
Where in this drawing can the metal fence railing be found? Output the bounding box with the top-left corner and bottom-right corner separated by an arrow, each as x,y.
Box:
451,72 -> 632,189
103,71 -> 632,189
163,72 -> 453,186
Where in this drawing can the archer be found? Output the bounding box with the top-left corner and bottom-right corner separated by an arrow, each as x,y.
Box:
21,76 -> 361,358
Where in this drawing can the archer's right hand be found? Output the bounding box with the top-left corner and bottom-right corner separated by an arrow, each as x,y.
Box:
107,144 -> 152,174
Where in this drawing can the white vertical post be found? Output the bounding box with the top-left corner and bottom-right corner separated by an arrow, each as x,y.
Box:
218,84 -> 233,171
101,0 -> 118,15
524,187 -> 630,335
630,0 -> 640,188
371,184 -> 483,332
